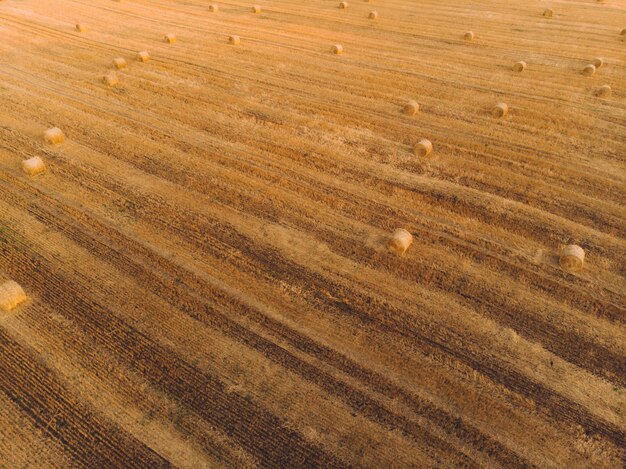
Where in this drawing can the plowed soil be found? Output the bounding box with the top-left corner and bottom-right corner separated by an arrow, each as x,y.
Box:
0,0 -> 624,467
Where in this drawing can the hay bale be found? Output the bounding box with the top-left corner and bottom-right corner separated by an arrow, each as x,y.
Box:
229,35 -> 241,45
0,281 -> 26,312
339,2 -> 348,9
464,31 -> 474,41
21,156 -> 46,176
164,33 -> 176,44
209,4 -> 219,12
543,8 -> 553,18
592,57 -> 603,68
414,139 -> 432,157
103,71 -> 119,86
332,44 -> 343,54
388,229 -> 413,255
369,11 -> 378,19
582,64 -> 596,76
75,23 -> 87,32
113,57 -> 127,69
492,103 -> 508,118
559,245 -> 585,271
621,28 -> 626,35
403,100 -> 419,115
594,84 -> 611,97
43,127 -> 65,144
136,50 -> 150,62
252,5 -> 261,13
513,61 -> 527,72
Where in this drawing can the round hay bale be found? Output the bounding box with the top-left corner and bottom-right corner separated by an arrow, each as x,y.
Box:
136,50 -> 150,62
592,57 -> 603,68
414,139 -> 432,157
113,57 -> 127,69
339,2 -> 348,9
332,44 -> 343,54
543,8 -> 553,18
513,61 -> 527,72
0,280 -> 27,312
252,5 -> 261,13
582,64 -> 596,76
43,127 -> 65,145
403,100 -> 419,115
559,245 -> 585,272
229,35 -> 241,45
388,229 -> 413,255
21,156 -> 46,176
464,31 -> 474,41
621,28 -> 626,35
75,23 -> 87,32
492,103 -> 508,118
594,84 -> 611,97
209,4 -> 219,12
164,33 -> 176,44
103,71 -> 119,86
369,11 -> 378,19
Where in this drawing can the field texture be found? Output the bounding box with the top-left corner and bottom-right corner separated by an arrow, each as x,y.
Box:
0,0 -> 625,467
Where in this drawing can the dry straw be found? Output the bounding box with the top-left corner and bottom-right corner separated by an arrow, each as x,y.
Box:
388,229 -> 413,255
403,100 -> 419,115
464,31 -> 474,41
252,5 -> 261,13
0,281 -> 26,312
595,85 -> 611,97
369,11 -> 378,19
209,4 -> 219,12
414,139 -> 432,157
113,57 -> 127,69
339,2 -> 348,9
582,64 -> 596,76
332,44 -> 343,54
513,61 -> 527,72
43,127 -> 65,144
164,33 -> 177,44
229,35 -> 241,45
137,51 -> 150,62
103,71 -> 119,86
559,245 -> 585,271
492,103 -> 508,118
22,156 -> 46,176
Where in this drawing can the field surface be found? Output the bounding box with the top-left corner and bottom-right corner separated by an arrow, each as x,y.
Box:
0,0 -> 625,467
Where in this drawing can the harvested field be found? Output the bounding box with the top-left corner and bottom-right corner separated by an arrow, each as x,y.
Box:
0,0 -> 624,467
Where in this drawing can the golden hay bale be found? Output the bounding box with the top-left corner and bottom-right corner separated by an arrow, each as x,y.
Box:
592,57 -> 603,68
582,64 -> 596,76
594,84 -> 611,97
513,61 -> 527,72
0,281 -> 27,312
463,31 -> 474,41
621,28 -> 626,35
332,44 -> 343,54
252,5 -> 261,13
559,245 -> 585,271
229,35 -> 241,45
43,127 -> 65,144
414,139 -> 432,157
543,8 -> 553,18
339,2 -> 348,9
103,71 -> 119,86
21,156 -> 46,176
164,33 -> 176,44
75,23 -> 87,32
388,229 -> 413,255
209,4 -> 219,12
369,11 -> 378,19
492,102 -> 509,118
113,57 -> 127,69
403,100 -> 419,115
136,50 -> 150,62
